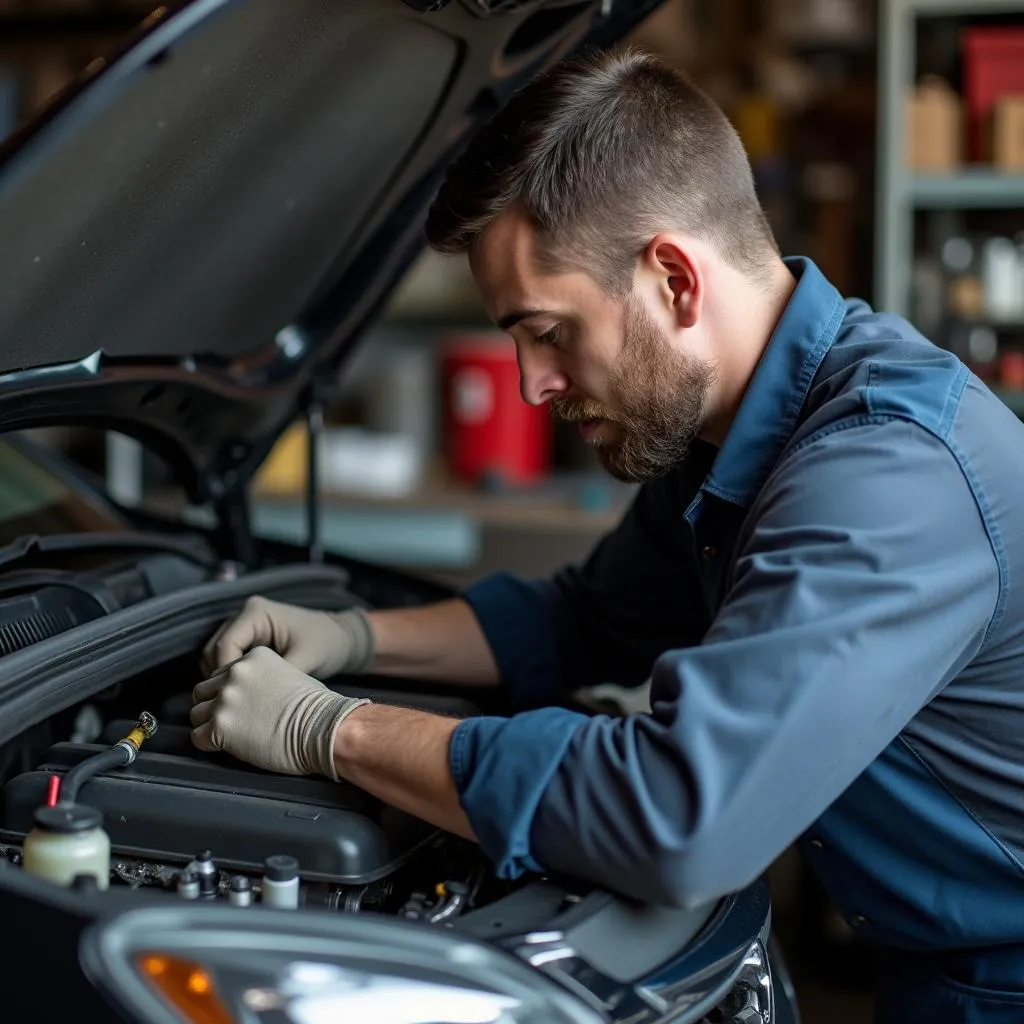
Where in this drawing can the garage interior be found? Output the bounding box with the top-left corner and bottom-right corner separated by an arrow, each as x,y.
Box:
2,1 -> 1023,1021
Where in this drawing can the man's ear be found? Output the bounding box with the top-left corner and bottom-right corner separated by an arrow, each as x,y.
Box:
642,234 -> 703,329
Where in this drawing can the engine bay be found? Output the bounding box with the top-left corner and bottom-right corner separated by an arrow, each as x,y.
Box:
0,554 -> 771,1024
0,669 -> 525,925
0,541 -> 548,929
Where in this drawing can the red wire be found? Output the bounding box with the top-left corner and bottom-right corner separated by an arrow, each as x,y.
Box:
46,775 -> 60,807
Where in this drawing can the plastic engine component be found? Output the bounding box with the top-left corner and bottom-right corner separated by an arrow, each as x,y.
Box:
0,586 -> 103,656
0,741 -> 437,884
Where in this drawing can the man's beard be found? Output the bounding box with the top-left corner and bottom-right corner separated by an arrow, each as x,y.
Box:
551,295 -> 716,483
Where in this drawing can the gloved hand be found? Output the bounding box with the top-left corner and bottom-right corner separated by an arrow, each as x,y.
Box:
190,646 -> 371,779
201,596 -> 375,680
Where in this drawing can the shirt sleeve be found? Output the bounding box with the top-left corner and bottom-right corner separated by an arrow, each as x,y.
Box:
460,461 -> 712,709
451,419 -> 1000,904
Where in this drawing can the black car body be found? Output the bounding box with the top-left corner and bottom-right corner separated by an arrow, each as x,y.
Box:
0,3 -> 800,1022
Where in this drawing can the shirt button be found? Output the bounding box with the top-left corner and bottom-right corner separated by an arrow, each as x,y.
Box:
701,545 -> 717,559
809,839 -> 824,851
852,914 -> 869,927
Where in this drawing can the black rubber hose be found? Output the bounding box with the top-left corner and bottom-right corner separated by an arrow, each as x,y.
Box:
59,746 -> 131,804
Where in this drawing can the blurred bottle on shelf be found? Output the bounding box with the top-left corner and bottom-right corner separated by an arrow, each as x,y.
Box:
912,252 -> 945,339
941,235 -> 983,321
906,76 -> 962,172
967,325 -> 999,379
981,237 -> 1024,324
998,350 -> 1024,391
993,96 -> 1024,173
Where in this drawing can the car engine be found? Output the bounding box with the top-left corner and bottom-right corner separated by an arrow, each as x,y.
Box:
0,688 -> 511,923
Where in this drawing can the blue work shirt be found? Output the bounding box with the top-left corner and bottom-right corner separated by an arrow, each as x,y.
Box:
448,256 -> 1024,1022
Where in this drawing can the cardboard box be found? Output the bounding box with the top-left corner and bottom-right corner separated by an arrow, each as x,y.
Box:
993,95 -> 1024,172
906,77 -> 962,172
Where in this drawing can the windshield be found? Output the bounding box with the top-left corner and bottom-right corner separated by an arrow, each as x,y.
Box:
0,437 -> 126,545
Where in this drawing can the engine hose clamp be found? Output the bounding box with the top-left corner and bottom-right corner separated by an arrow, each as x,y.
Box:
115,740 -> 138,765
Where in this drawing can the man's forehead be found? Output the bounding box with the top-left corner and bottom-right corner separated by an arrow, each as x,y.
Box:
470,210 -> 540,295
470,211 -> 597,323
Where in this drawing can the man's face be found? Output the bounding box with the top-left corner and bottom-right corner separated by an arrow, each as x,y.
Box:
551,293 -> 716,481
470,211 -> 716,483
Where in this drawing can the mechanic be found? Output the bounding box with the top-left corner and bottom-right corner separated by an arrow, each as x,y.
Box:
191,50 -> 1024,1023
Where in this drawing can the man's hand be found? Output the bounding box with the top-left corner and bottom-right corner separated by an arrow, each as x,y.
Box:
190,647 -> 478,844
201,597 -> 375,679
190,646 -> 370,778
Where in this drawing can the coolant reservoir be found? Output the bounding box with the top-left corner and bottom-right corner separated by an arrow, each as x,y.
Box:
22,804 -> 110,890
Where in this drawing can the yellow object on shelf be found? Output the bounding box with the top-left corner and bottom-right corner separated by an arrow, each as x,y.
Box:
254,422 -> 308,496
733,92 -> 781,165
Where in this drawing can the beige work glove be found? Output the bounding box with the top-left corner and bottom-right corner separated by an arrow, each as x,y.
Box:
201,596 -> 375,680
190,646 -> 371,779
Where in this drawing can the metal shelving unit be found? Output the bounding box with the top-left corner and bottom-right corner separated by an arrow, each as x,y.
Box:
910,171 -> 1024,208
874,0 -> 1024,317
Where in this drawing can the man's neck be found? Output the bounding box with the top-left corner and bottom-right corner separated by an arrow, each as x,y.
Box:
701,260 -> 797,445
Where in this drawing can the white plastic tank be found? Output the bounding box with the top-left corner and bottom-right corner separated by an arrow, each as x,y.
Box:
22,804 -> 110,890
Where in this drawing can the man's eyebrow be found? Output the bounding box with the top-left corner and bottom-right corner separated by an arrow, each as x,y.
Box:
496,308 -> 551,331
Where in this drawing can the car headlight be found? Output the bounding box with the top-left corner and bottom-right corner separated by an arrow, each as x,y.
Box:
79,905 -> 605,1024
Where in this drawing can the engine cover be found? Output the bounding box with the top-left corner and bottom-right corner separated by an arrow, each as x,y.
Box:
0,730 -> 437,884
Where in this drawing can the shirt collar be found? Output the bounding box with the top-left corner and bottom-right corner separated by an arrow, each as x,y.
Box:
700,256 -> 845,508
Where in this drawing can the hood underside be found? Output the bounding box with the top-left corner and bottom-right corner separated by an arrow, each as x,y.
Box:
0,0 -> 661,503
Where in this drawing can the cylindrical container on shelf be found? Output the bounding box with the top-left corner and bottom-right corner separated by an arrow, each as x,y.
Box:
365,338 -> 438,455
982,237 -> 1023,323
441,333 -> 552,486
22,804 -> 110,890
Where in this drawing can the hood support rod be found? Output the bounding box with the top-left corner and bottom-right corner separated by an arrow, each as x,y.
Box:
305,384 -> 325,564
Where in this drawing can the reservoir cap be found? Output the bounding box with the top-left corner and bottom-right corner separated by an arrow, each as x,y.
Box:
33,804 -> 102,834
264,855 -> 299,882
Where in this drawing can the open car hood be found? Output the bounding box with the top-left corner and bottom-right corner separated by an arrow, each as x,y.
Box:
0,0 -> 661,505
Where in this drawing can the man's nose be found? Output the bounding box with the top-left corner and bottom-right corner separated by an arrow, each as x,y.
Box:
518,345 -> 569,407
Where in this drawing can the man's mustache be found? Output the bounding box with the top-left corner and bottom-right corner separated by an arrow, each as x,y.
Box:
550,397 -> 609,422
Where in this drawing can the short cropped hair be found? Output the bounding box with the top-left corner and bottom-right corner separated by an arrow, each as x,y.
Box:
425,48 -> 780,293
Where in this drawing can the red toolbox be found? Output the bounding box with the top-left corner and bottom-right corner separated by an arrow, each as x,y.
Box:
441,332 -> 552,486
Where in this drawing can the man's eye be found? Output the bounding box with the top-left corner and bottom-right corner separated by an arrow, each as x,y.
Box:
537,325 -> 561,346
